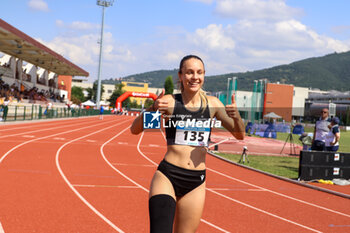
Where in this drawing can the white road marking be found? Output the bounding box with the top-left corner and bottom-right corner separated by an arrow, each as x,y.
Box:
53,137 -> 66,140
0,221 -> 4,233
148,144 -> 160,147
22,135 -> 35,138
86,139 -> 96,143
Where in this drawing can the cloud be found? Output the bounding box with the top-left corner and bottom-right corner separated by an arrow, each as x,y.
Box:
191,24 -> 235,50
38,9 -> 350,81
28,0 -> 49,12
214,0 -> 302,21
55,20 -> 100,31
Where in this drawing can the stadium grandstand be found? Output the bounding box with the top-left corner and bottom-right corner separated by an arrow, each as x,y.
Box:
0,18 -> 88,121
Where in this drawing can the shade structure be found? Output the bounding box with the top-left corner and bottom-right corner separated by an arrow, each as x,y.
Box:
263,112 -> 282,119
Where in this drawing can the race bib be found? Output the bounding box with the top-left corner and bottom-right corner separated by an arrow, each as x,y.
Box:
175,125 -> 210,146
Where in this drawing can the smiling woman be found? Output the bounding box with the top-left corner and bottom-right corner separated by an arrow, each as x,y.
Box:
130,54 -> 245,233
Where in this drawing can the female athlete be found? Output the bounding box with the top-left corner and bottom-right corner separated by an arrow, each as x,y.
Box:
131,55 -> 245,233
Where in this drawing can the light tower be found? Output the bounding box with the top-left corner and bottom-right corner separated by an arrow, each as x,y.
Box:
96,0 -> 114,109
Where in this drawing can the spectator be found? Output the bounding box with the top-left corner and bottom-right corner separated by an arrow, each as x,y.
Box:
311,108 -> 330,151
325,117 -> 340,152
2,97 -> 10,121
99,105 -> 104,120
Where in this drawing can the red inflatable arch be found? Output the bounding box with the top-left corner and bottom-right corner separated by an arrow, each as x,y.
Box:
116,91 -> 157,110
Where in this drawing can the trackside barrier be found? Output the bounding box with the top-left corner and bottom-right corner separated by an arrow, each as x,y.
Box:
0,104 -> 111,122
299,151 -> 350,181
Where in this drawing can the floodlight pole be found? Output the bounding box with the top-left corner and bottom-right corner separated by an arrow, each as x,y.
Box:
96,0 -> 113,109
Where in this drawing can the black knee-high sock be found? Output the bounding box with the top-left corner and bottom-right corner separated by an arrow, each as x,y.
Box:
149,194 -> 176,233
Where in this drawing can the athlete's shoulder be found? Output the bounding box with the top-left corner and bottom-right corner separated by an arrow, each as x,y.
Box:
207,95 -> 223,107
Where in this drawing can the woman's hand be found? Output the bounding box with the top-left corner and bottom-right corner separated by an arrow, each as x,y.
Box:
225,94 -> 240,119
152,90 -> 168,115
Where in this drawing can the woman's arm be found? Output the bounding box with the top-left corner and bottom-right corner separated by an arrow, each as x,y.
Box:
210,94 -> 245,140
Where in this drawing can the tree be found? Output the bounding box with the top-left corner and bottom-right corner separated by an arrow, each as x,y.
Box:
108,83 -> 128,108
164,75 -> 174,95
86,81 -> 105,101
71,86 -> 85,104
346,106 -> 350,126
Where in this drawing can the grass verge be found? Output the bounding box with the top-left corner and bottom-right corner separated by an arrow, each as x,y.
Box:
216,152 -> 300,179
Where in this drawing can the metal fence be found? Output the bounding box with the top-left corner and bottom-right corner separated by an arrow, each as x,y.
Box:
0,104 -> 111,122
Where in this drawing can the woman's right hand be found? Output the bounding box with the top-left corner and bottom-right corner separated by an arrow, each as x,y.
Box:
152,90 -> 168,115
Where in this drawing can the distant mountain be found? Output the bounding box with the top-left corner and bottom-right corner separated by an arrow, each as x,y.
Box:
102,51 -> 350,92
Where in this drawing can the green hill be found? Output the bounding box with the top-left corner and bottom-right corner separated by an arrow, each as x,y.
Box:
102,51 -> 350,92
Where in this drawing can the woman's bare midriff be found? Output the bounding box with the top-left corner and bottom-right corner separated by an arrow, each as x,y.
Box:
163,145 -> 207,170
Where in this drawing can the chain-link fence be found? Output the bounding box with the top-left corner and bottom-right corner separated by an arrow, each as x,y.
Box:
0,104 -> 111,122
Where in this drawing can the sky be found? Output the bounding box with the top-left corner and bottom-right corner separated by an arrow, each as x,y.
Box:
1,0 -> 350,82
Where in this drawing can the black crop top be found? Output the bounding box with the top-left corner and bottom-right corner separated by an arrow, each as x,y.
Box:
165,94 -> 211,147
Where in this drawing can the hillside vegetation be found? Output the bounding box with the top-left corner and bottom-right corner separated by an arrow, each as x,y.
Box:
103,51 -> 350,92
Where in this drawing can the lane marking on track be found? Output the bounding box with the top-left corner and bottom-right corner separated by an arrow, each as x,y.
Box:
207,167 -> 350,218
148,144 -> 160,147
53,137 -> 66,140
208,188 -> 322,233
133,132 -> 231,233
0,118 -> 96,139
73,184 -> 140,189
157,130 -> 323,232
117,142 -> 128,145
0,221 -> 4,233
22,135 -> 35,138
0,118 -> 124,164
209,188 -> 266,191
86,140 -> 96,143
112,163 -> 156,167
56,119 -> 132,233
160,130 -> 350,219
101,130 -> 230,233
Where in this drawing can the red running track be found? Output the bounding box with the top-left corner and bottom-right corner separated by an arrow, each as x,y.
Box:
0,115 -> 349,232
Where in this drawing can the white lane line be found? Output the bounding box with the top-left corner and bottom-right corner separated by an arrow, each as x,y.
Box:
86,140 -> 96,143
112,163 -> 156,167
22,135 -> 35,138
101,130 -> 230,233
159,130 -> 324,232
161,130 -> 350,219
0,118 -> 94,139
209,188 -> 265,191
1,118 -> 123,164
0,221 -> 4,233
207,167 -> 350,218
117,142 -> 128,145
135,132 -> 231,233
148,144 -> 160,147
208,188 -> 322,233
56,120 -> 131,233
73,184 -> 140,189
53,137 -> 66,141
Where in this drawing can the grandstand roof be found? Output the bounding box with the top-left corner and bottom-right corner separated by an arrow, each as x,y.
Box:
0,19 -> 89,77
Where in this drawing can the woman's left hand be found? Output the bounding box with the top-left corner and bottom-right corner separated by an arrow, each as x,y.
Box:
225,94 -> 240,119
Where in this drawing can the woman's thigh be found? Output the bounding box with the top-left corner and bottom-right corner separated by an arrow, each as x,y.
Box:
174,182 -> 206,233
149,171 -> 176,199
